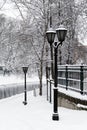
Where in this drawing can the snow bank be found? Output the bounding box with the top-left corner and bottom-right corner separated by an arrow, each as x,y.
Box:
59,87 -> 87,100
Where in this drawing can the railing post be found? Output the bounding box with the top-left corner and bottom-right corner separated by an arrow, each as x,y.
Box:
46,67 -> 50,101
47,79 -> 48,101
65,65 -> 68,90
49,80 -> 52,103
80,66 -> 84,94
46,67 -> 48,101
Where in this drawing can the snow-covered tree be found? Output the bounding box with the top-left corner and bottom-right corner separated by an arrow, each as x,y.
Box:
10,0 -> 50,95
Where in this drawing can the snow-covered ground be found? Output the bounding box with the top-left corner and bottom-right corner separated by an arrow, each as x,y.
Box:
0,74 -> 87,130
0,91 -> 87,130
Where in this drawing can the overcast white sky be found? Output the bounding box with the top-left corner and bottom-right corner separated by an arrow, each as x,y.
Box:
0,0 -> 21,19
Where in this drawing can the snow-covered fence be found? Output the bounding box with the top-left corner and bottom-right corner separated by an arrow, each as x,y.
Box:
58,65 -> 87,94
0,83 -> 43,99
46,65 -> 87,97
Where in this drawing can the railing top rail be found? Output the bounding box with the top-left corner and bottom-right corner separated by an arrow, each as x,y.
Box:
58,65 -> 87,70
58,65 -> 87,67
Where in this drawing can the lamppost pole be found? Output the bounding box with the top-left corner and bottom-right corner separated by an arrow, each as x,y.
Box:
53,42 -> 58,120
46,25 -> 67,121
24,71 -> 27,103
22,67 -> 28,105
52,42 -> 59,120
52,42 -> 62,120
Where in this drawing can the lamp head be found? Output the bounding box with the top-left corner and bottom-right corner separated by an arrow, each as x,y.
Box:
46,27 -> 56,46
22,67 -> 28,74
56,25 -> 67,43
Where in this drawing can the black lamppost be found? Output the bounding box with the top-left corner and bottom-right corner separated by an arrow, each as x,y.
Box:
46,25 -> 67,120
22,66 -> 28,105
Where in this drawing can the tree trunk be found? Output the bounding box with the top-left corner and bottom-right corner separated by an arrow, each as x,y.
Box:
39,77 -> 42,95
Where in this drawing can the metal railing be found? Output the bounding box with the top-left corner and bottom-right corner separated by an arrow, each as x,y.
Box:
58,65 -> 87,94
46,65 -> 87,102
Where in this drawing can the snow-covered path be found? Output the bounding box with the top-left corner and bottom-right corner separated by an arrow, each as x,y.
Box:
0,91 -> 87,130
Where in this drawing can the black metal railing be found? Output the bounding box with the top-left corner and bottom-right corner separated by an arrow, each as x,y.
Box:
58,65 -> 87,94
46,65 -> 87,102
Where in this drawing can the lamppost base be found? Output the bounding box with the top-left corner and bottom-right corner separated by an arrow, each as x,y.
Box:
23,101 -> 27,105
52,113 -> 59,121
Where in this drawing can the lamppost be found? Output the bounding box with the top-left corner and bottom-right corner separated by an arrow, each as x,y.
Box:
46,25 -> 67,120
22,66 -> 28,105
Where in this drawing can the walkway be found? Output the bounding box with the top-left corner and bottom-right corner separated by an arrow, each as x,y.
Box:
0,91 -> 87,130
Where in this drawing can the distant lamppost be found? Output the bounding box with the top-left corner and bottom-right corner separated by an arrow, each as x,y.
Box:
22,66 -> 28,105
46,25 -> 67,120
